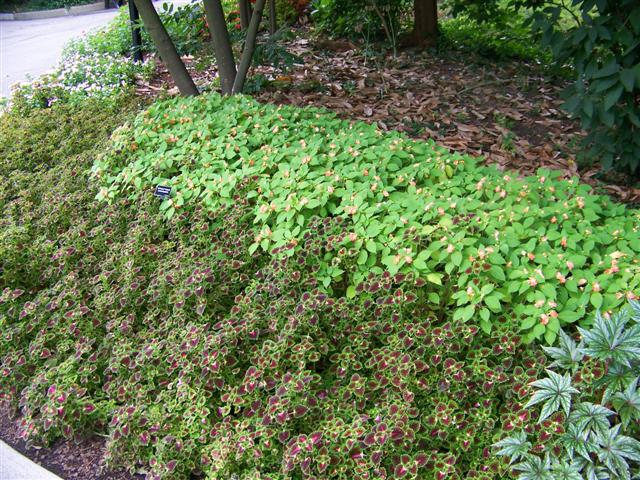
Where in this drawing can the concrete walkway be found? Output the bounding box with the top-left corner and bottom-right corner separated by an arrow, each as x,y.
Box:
0,440 -> 62,480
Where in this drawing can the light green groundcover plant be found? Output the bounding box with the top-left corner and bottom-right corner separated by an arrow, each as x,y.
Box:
92,93 -> 640,343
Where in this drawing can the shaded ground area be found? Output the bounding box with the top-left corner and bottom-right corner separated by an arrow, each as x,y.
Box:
138,29 -> 640,203
0,406 -> 140,480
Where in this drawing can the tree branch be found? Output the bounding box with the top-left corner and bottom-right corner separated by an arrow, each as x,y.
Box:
232,0 -> 267,94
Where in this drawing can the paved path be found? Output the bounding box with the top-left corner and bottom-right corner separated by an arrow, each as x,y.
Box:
0,440 -> 62,480
0,0 -> 191,97
0,9 -> 121,97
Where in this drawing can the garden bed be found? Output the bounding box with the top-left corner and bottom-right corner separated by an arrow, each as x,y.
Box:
1,7 -> 639,478
2,89 -> 639,479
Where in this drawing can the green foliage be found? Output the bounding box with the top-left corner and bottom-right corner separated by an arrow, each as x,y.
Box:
525,370 -> 578,422
276,0 -> 302,23
94,92 -> 640,344
0,88 -> 551,480
0,96 -> 143,288
155,1 -> 210,55
439,14 -> 552,63
64,4 -> 210,58
311,0 -> 410,40
530,0 -> 640,176
496,301 -> 640,480
254,28 -> 303,73
1,83 -> 638,480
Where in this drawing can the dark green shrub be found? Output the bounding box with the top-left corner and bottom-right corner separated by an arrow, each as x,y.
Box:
438,14 -> 551,63
311,0 -> 410,40
530,0 -> 640,176
495,301 -> 640,479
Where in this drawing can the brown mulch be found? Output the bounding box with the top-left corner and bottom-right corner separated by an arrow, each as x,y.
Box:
137,29 -> 640,204
0,405 -> 141,480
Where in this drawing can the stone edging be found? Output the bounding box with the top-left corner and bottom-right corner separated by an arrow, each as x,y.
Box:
0,2 -> 108,21
0,440 -> 63,479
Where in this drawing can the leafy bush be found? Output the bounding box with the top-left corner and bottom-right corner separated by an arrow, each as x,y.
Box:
276,0 -> 306,23
1,88 -> 638,480
63,8 -> 135,57
439,14 -> 552,64
9,11 -> 154,113
495,301 -> 640,480
0,184 -> 548,480
94,93 -> 640,344
155,1 -> 210,55
311,0 -> 410,40
0,96 -> 143,288
530,0 -> 640,176
10,53 -> 153,113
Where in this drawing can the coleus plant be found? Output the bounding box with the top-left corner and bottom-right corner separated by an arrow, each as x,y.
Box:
2,185 -> 547,479
94,214 -> 549,479
495,301 -> 640,480
93,92 -> 640,343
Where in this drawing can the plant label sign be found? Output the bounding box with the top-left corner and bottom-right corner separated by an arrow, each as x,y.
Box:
154,185 -> 172,199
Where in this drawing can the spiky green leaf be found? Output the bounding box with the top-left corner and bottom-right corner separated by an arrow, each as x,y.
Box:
494,431 -> 532,464
543,329 -> 584,371
579,310 -> 640,367
526,370 -> 579,422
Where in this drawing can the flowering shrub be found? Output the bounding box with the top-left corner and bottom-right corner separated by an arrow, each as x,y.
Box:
7,6 -> 195,113
11,52 -> 154,113
495,301 -> 640,480
94,93 -> 640,344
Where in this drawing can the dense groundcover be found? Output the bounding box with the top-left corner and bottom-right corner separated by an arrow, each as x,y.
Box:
1,93 -> 639,480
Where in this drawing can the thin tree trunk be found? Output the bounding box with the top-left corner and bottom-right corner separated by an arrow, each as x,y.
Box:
202,0 -> 237,95
133,0 -> 198,96
239,0 -> 251,29
232,0 -> 266,94
269,0 -> 277,35
412,0 -> 438,45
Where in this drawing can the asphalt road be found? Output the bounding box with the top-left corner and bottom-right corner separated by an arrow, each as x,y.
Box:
0,9 -> 121,97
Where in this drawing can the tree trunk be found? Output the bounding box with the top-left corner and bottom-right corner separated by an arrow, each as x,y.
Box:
232,0 -> 266,94
203,0 -> 237,95
269,0 -> 277,35
133,0 -> 198,96
412,0 -> 438,46
239,0 -> 251,29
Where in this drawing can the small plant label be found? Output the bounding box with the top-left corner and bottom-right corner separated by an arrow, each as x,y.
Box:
154,185 -> 172,199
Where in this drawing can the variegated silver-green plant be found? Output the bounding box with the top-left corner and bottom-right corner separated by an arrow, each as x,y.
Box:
495,300 -> 640,480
